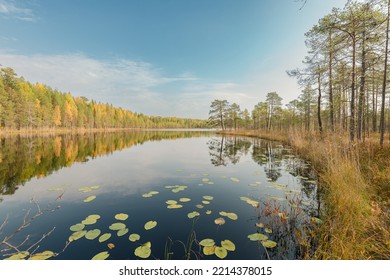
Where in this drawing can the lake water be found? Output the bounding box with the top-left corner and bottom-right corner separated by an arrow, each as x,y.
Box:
0,131 -> 320,260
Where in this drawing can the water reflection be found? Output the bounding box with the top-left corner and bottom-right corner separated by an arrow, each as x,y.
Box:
207,136 -> 251,166
0,131 -> 210,197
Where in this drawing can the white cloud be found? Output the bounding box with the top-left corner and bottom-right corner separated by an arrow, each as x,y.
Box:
0,0 -> 37,21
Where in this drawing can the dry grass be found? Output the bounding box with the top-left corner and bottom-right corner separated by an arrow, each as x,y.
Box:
219,129 -> 390,259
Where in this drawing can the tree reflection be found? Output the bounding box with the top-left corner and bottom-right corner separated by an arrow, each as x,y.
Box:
207,136 -> 251,166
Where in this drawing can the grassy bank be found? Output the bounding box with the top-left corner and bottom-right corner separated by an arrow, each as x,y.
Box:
218,129 -> 390,259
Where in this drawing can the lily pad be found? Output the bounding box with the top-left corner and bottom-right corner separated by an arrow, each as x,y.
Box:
134,242 -> 151,259
29,251 -> 55,260
206,210 -> 212,215
82,218 -> 97,225
4,251 -> 29,260
203,246 -> 215,256
256,223 -> 264,228
226,212 -> 238,220
109,223 -> 126,231
199,239 -> 215,247
230,177 -> 240,182
107,243 -> 115,249
221,240 -> 236,251
117,228 -> 129,237
144,221 -> 157,230
248,233 -> 268,241
202,178 -> 210,182
47,187 -> 64,191
92,251 -> 109,260
215,246 -> 228,259
83,195 -> 96,203
166,200 -> 178,205
167,204 -> 183,209
203,196 -> 214,201
262,240 -> 277,248
70,223 -> 85,232
195,204 -> 204,209
214,217 -> 225,225
219,211 -> 227,216
69,230 -> 87,242
179,198 -> 191,202
129,233 -> 141,242
202,200 -> 210,205
149,191 -> 159,195
85,229 -> 101,240
187,211 -> 200,219
115,213 -> 129,221
90,186 -> 100,190
98,233 -> 111,243
265,228 -> 273,234
87,214 -> 101,220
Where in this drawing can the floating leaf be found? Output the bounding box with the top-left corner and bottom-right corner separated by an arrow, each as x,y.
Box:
203,196 -> 214,201
92,251 -> 109,260
109,223 -> 126,231
219,211 -> 227,216
29,251 -> 55,260
166,200 -> 178,205
214,218 -> 225,225
78,187 -> 93,193
206,210 -> 212,215
69,230 -> 87,242
248,233 -> 268,241
215,246 -> 228,259
83,195 -> 96,203
265,228 -> 273,234
240,197 -> 250,202
144,221 -> 157,230
199,239 -> 215,247
164,186 -> 175,189
179,198 -> 191,202
203,246 -> 215,256
98,233 -> 111,243
134,242 -> 151,259
47,187 -> 64,191
85,229 -> 101,240
195,204 -> 204,209
117,228 -> 129,237
82,218 -> 97,225
221,240 -> 236,251
167,204 -> 183,209
149,191 -> 159,195
107,243 -> 115,249
142,193 -> 152,198
4,251 -> 29,260
87,214 -> 101,220
230,177 -> 240,182
256,223 -> 264,228
202,178 -> 210,182
262,240 -> 277,248
187,211 -> 200,219
129,233 -> 141,242
70,223 -> 85,232
115,213 -> 129,221
226,212 -> 238,220
90,186 -> 100,190
202,200 -> 210,205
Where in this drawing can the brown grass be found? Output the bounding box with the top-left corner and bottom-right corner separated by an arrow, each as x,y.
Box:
218,129 -> 390,259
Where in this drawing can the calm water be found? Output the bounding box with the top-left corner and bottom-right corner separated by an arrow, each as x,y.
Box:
0,131 -> 320,260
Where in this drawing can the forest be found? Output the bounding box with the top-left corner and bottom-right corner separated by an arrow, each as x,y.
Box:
0,67 -> 208,130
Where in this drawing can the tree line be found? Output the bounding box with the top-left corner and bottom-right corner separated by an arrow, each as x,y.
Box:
0,67 -> 208,130
209,0 -> 390,146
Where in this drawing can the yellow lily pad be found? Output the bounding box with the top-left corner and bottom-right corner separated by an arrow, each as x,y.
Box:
214,217 -> 225,225
85,229 -> 101,240
29,251 -> 55,260
4,251 -> 29,260
70,223 -> 85,232
265,228 -> 273,234
215,246 -> 228,259
69,230 -> 87,242
134,242 -> 152,259
248,233 -> 268,241
144,220 -> 157,230
221,240 -> 236,251
199,239 -> 215,247
203,246 -> 215,256
107,243 -> 115,249
230,177 -> 240,182
262,240 -> 277,248
83,195 -> 96,203
202,200 -> 210,205
129,233 -> 141,242
226,212 -> 238,220
167,204 -> 183,209
92,251 -> 109,260
98,233 -> 111,243
187,211 -> 200,219
117,228 -> 129,237
203,196 -> 214,201
166,200 -> 178,205
206,210 -> 212,215
179,198 -> 191,202
115,213 -> 128,221
109,223 -> 126,231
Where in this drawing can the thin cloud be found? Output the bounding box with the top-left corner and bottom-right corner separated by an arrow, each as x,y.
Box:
0,0 -> 37,21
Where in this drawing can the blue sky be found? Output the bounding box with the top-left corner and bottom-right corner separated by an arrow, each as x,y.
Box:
0,0 -> 345,118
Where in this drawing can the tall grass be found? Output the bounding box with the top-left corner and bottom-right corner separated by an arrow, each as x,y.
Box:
218,129 -> 390,259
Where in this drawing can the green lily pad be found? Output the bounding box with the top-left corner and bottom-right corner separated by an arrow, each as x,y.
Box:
226,212 -> 238,220
219,211 -> 227,216
262,240 -> 277,248
203,196 -> 214,201
248,233 -> 268,241
85,229 -> 101,240
4,251 -> 29,260
167,204 -> 183,209
83,195 -> 96,203
221,240 -> 236,251
215,246 -> 228,259
117,228 -> 129,237
187,211 -> 200,219
179,198 -> 191,202
202,200 -> 210,205
230,177 -> 240,182
29,251 -> 55,260
98,233 -> 111,243
87,214 -> 101,220
109,223 -> 126,231
82,218 -> 97,225
129,233 -> 141,242
115,213 -> 129,221
134,242 -> 151,259
92,251 -> 109,260
166,200 -> 178,205
144,221 -> 157,230
203,246 -> 215,256
199,239 -> 215,247
214,217 -> 225,225
69,230 -> 87,242
70,223 -> 85,232
195,204 -> 204,209
265,228 -> 273,234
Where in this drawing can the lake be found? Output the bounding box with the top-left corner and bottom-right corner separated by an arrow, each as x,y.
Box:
0,130 -> 321,260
